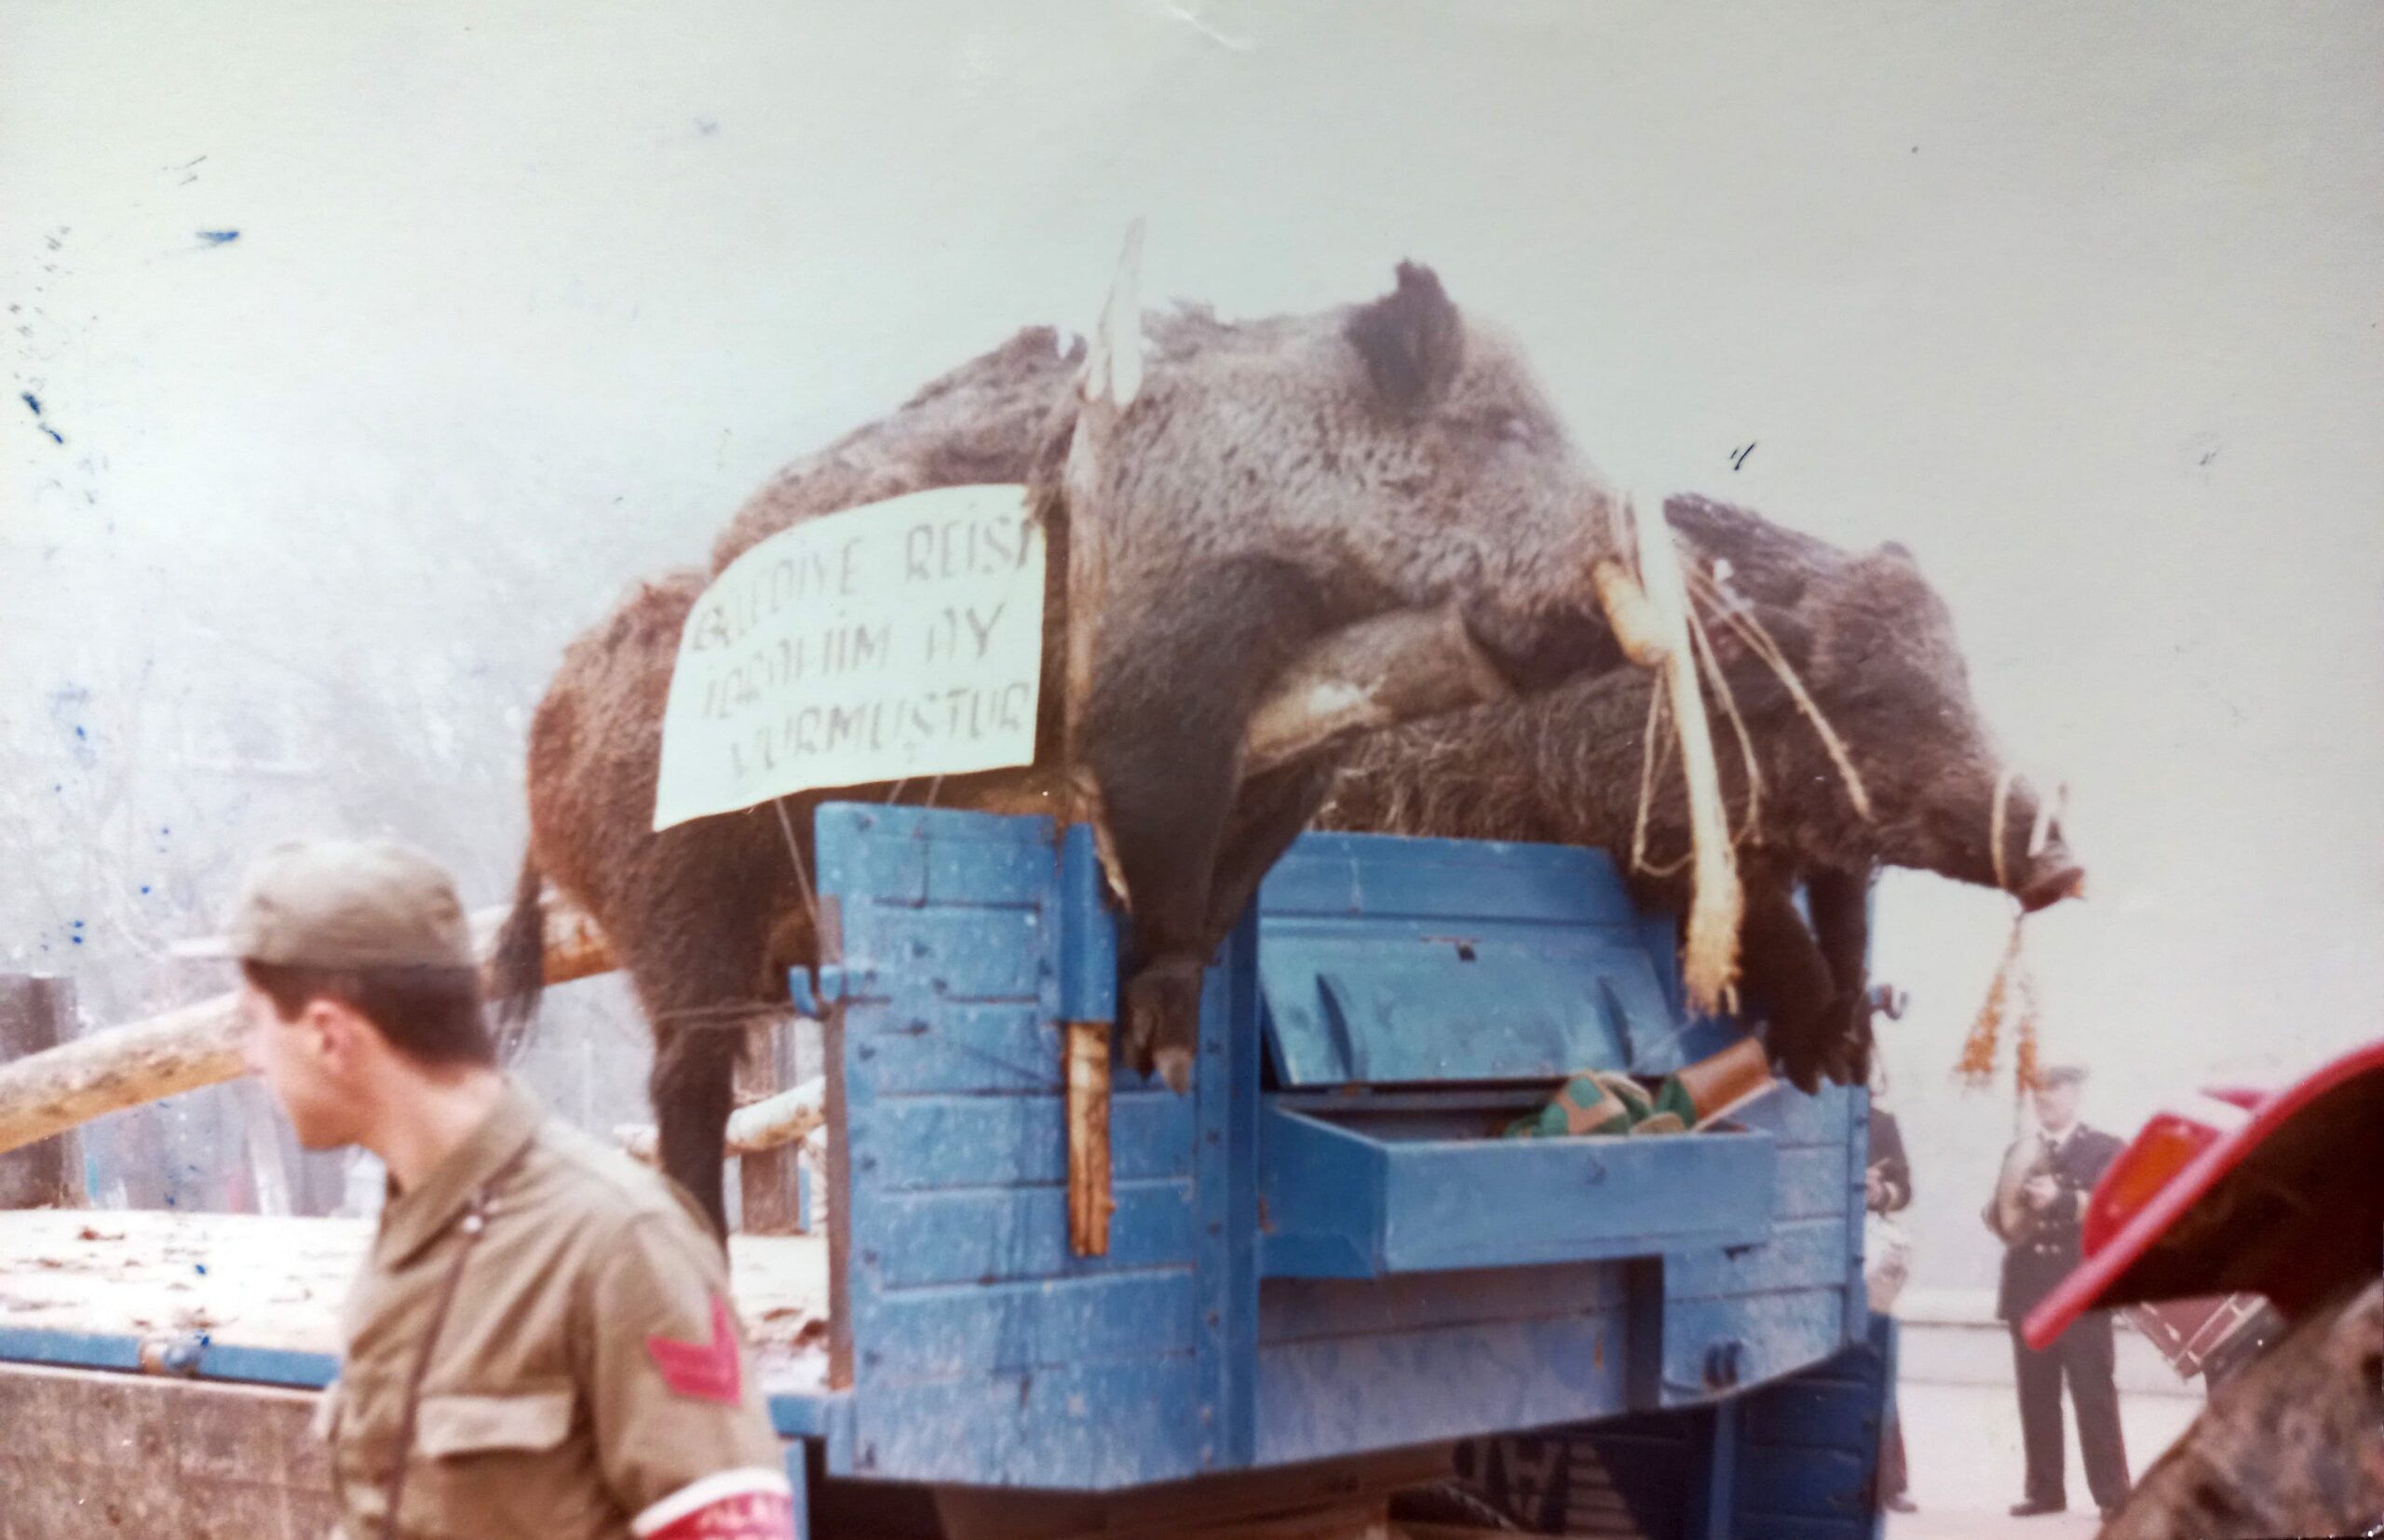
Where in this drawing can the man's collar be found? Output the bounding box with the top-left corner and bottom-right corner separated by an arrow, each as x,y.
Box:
374,1077 -> 542,1270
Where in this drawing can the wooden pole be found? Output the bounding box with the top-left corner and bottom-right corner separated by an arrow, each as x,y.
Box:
736,1019 -> 805,1234
617,1076 -> 825,1165
0,976 -> 86,1209
1065,1018 -> 1114,1255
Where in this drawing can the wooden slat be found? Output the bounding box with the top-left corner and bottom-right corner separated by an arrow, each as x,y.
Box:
1254,1311 -> 1632,1467
869,1181 -> 1194,1289
856,1269 -> 1197,1379
854,1089 -> 1193,1191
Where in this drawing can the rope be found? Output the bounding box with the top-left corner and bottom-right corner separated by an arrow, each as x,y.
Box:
1631,678 -> 1670,875
1989,766 -> 2015,895
771,796 -> 820,936
1686,590 -> 1764,843
1629,594 -> 1767,881
1686,565 -> 1873,819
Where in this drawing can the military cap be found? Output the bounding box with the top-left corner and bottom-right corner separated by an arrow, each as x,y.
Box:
177,838 -> 476,971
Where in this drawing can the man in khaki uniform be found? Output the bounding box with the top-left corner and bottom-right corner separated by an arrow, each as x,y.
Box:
191,838 -> 796,1540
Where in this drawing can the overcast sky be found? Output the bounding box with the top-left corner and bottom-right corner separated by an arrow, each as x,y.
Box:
7,1 -> 2379,1285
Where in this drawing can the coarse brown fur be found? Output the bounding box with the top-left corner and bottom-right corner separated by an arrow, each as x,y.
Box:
494,328 -> 1083,1236
500,268 -> 1640,1236
1321,493 -> 2084,1089
1068,264 -> 1625,1084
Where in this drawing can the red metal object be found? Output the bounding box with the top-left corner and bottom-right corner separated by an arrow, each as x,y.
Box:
2123,1294 -> 2274,1382
2025,1035 -> 2384,1351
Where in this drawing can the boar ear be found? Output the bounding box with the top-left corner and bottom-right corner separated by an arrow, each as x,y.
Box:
1346,262 -> 1465,420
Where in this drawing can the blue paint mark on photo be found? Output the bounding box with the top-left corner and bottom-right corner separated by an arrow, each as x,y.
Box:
197,230 -> 240,246
20,391 -> 40,415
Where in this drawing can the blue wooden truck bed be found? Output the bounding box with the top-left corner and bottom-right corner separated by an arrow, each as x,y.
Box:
0,806 -> 1893,1538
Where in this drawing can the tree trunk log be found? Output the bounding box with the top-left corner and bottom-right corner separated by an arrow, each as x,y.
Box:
617,1076 -> 826,1165
0,976 -> 88,1207
0,898 -> 615,1158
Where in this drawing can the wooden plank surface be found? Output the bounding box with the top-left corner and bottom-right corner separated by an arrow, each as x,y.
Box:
0,1209 -> 831,1393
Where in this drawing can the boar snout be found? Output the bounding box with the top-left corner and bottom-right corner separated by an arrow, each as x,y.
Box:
2002,786 -> 2085,911
2015,844 -> 2087,912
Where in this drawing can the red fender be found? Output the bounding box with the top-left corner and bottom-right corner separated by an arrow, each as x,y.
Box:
2024,1035 -> 2384,1350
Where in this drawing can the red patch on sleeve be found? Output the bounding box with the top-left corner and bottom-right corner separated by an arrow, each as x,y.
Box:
643,1490 -> 793,1540
644,1293 -> 744,1405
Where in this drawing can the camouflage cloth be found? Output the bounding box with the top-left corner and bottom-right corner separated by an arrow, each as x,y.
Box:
2098,1278 -> 2382,1539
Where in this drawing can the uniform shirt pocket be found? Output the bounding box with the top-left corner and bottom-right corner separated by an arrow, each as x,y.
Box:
407,1386 -> 609,1539
416,1389 -> 575,1458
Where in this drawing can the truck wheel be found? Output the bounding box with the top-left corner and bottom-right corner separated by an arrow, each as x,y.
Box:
1388,1480 -> 1525,1531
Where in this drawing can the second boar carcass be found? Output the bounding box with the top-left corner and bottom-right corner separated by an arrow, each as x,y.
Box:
497,264 -> 1640,1236
1320,493 -> 2086,1090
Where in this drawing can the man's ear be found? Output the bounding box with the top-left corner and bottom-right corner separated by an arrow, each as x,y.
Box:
303,996 -> 360,1067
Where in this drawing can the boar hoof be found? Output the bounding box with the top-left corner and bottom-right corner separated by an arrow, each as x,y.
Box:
1771,1033 -> 1827,1097
1122,956 -> 1206,1093
1153,1046 -> 1195,1096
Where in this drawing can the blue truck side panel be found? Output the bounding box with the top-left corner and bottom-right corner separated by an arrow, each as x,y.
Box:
809,804 -> 1877,1495
819,805 -> 1208,1489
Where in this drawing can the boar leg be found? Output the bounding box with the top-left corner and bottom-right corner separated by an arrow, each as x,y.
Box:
1081,555 -> 1340,1092
651,1028 -> 743,1239
611,817 -> 802,1241
1204,760 -> 1345,940
1806,864 -> 1876,1087
1737,860 -> 1840,1094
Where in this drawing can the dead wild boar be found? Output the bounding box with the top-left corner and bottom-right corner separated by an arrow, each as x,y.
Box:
493,328 -> 1081,1237
1062,263 -> 1625,1089
1320,493 -> 2085,1089
497,267 -> 1633,1236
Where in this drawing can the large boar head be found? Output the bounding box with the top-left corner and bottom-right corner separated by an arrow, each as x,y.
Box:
1066,262 -> 1632,1087
1796,541 -> 2084,912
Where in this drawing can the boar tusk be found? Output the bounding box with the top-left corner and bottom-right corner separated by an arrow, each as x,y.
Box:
1592,559 -> 1670,667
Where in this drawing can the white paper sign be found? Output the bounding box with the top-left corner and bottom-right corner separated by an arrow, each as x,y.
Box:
653,483 -> 1044,831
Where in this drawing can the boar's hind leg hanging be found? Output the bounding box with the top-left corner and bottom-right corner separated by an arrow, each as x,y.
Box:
1080,554 -> 1341,1092
1806,864 -> 1876,1087
1732,858 -> 1841,1095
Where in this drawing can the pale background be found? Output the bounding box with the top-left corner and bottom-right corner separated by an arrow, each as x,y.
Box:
6,2 -> 2379,1289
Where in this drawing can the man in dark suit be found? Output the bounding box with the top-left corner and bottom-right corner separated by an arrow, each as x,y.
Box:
1865,1101 -> 1917,1513
1984,1064 -> 2131,1519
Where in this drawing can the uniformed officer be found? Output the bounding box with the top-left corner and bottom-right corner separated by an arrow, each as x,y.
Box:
192,838 -> 797,1540
1982,1064 -> 2131,1520
1863,1101 -> 1916,1514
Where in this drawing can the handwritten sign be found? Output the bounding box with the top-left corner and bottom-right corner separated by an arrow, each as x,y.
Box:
653,484 -> 1044,831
